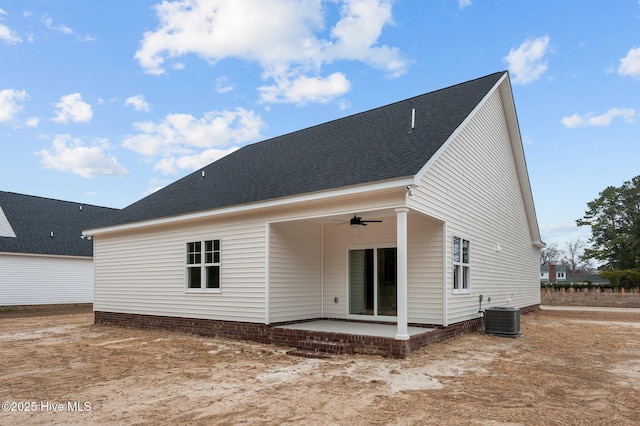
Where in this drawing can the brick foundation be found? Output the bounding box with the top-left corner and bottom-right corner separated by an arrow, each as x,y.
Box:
95,304 -> 539,359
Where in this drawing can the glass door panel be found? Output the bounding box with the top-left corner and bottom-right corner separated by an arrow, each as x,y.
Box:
349,247 -> 396,317
349,249 -> 374,315
377,248 -> 397,316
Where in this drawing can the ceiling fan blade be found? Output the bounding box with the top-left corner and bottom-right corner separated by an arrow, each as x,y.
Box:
361,220 -> 382,223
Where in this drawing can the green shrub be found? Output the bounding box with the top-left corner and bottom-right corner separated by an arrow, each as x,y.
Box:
600,269 -> 640,289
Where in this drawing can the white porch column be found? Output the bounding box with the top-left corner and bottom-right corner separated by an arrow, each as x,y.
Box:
395,207 -> 410,340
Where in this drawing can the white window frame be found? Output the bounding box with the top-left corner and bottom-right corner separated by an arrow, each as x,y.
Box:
452,236 -> 471,294
185,239 -> 221,293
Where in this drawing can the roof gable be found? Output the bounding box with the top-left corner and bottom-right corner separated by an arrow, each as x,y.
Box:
98,72 -> 506,228
0,206 -> 16,238
0,191 -> 118,257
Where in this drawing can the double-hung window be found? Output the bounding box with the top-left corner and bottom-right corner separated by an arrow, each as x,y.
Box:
452,236 -> 470,293
186,239 -> 220,292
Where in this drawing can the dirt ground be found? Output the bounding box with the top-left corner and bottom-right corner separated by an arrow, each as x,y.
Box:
1,303 -> 639,425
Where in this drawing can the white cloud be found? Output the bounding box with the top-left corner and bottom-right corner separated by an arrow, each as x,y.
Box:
154,147 -> 239,175
52,93 -> 93,123
135,0 -> 406,104
0,89 -> 27,122
561,108 -> 638,128
0,23 -> 21,44
215,77 -> 234,94
40,14 -> 95,41
324,0 -> 406,76
25,117 -> 39,127
458,0 -> 472,9
122,107 -> 264,174
124,95 -> 150,112
144,177 -> 170,196
0,10 -> 22,44
618,47 -> 640,78
41,15 -> 72,34
503,35 -> 551,84
36,134 -> 127,178
258,72 -> 351,104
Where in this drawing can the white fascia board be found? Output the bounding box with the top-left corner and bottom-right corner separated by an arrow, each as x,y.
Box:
413,73 -> 508,185
85,177 -> 415,236
497,74 -> 544,248
412,72 -> 544,248
0,251 -> 92,260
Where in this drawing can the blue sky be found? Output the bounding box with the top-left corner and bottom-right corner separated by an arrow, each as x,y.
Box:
1,0 -> 639,248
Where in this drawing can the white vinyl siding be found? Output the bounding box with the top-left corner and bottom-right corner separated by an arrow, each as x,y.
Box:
409,88 -> 540,324
407,215 -> 443,324
322,216 -> 397,320
0,253 -> 93,305
94,217 -> 267,322
0,206 -> 16,237
269,221 -> 322,322
321,212 -> 443,323
93,191 -> 405,324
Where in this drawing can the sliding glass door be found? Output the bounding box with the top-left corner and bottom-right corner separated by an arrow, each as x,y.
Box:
349,247 -> 397,318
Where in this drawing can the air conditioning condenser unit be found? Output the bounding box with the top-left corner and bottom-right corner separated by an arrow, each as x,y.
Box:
484,306 -> 521,338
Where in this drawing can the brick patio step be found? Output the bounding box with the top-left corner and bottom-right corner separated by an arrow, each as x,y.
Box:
287,338 -> 352,359
286,349 -> 340,359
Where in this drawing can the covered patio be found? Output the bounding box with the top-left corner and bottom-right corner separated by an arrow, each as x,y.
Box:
268,205 -> 447,344
276,319 -> 435,338
268,318 -> 458,358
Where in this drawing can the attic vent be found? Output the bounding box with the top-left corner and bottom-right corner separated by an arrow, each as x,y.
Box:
484,306 -> 521,338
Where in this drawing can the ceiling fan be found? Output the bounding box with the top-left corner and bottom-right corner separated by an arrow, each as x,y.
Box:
334,214 -> 383,226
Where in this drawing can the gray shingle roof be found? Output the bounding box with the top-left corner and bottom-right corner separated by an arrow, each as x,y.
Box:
0,191 -> 118,257
99,71 -> 506,228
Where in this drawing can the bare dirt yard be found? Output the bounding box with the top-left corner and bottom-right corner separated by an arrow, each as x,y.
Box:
1,298 -> 639,425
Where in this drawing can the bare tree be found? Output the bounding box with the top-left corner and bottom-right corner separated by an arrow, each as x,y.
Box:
563,239 -> 588,279
540,243 -> 563,265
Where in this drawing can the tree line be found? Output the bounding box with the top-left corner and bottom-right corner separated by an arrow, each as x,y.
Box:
542,175 -> 640,287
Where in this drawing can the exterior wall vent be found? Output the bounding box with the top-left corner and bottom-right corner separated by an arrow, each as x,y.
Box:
484,306 -> 521,338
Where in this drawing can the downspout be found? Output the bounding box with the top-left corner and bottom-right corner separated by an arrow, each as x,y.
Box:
265,222 -> 271,325
442,222 -> 448,327
321,221 -> 324,318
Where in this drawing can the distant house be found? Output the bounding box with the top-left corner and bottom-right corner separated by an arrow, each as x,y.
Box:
0,191 -> 117,306
86,71 -> 543,357
540,264 -> 568,283
541,264 -> 609,285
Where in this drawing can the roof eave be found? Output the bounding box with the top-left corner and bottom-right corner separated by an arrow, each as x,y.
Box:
85,177 -> 415,236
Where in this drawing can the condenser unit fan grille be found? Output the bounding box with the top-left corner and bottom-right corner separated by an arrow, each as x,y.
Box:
484,306 -> 521,338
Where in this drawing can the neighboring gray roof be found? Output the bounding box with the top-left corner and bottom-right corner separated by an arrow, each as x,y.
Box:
0,191 -> 118,257
541,264 -> 569,273
99,71 -> 506,228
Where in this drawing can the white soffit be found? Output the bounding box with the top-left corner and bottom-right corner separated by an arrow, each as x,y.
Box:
0,206 -> 16,237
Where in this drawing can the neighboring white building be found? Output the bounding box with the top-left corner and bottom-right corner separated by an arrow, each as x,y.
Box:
86,72 -> 543,356
0,192 -> 116,306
